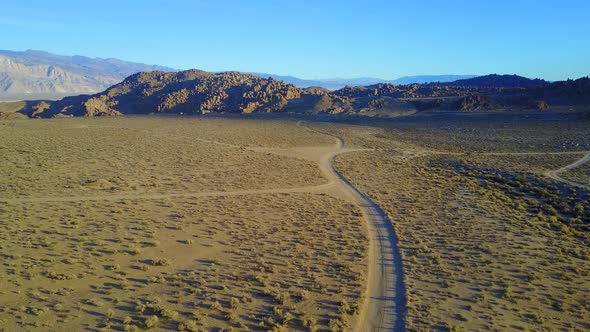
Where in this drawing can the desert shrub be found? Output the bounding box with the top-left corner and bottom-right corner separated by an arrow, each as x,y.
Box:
210,301 -> 222,310
328,318 -> 345,332
224,311 -> 238,322
178,320 -> 200,332
134,302 -> 146,314
338,299 -> 351,314
292,290 -> 309,302
85,298 -> 105,307
303,318 -> 318,332
123,324 -> 138,332
229,297 -> 240,309
144,315 -> 159,329
151,258 -> 170,266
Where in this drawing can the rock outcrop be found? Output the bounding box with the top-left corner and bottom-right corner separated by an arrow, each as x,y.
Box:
40,70 -> 305,117
18,69 -> 590,118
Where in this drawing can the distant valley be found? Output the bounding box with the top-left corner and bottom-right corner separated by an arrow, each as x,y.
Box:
248,73 -> 478,90
0,49 -> 175,101
0,49 -> 477,100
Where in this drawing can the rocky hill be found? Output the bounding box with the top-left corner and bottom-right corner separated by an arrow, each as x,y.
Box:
0,50 -> 175,101
7,69 -> 590,119
446,74 -> 549,88
37,70 -> 304,117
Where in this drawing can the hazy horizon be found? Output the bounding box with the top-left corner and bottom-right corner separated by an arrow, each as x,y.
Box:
0,48 -> 575,83
2,0 -> 589,81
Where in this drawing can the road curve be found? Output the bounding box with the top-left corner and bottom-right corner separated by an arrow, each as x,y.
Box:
0,122 -> 407,331
544,152 -> 590,189
406,148 -> 590,190
301,123 -> 406,332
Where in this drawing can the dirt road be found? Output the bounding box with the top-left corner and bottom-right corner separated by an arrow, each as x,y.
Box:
299,123 -> 405,332
544,152 -> 590,189
0,122 -> 406,331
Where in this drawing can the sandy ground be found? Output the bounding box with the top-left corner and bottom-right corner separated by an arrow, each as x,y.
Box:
2,115 -> 589,331
327,121 -> 590,331
0,116 -> 403,331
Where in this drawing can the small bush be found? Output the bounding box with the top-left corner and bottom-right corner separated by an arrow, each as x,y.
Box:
144,315 -> 159,329
230,297 -> 240,309
210,301 -> 222,310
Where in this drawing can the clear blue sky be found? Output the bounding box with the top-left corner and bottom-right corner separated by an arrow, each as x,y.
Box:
2,0 -> 589,80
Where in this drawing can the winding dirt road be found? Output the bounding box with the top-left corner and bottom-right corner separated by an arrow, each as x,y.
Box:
403,149 -> 590,189
300,125 -> 406,332
0,122 -> 406,331
3,120 -> 588,331
544,152 -> 590,189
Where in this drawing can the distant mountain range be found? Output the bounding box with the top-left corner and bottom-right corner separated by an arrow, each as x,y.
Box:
0,49 -> 482,100
0,49 -> 574,108
0,49 -> 175,101
447,74 -> 549,88
249,73 -> 477,90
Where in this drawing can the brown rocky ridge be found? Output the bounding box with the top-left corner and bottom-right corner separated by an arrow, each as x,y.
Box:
6,70 -> 590,119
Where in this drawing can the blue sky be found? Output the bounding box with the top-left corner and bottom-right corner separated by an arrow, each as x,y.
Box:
2,0 -> 589,80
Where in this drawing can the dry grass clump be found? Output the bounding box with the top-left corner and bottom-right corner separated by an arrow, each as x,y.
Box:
336,149 -> 590,331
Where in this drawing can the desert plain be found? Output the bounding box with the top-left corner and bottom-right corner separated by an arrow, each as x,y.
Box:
0,114 -> 589,332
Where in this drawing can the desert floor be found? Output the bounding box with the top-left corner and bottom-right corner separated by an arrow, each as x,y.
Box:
326,115 -> 590,331
1,114 -> 589,332
0,117 -> 379,332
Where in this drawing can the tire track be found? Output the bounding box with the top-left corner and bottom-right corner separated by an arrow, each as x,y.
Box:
300,122 -> 405,332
